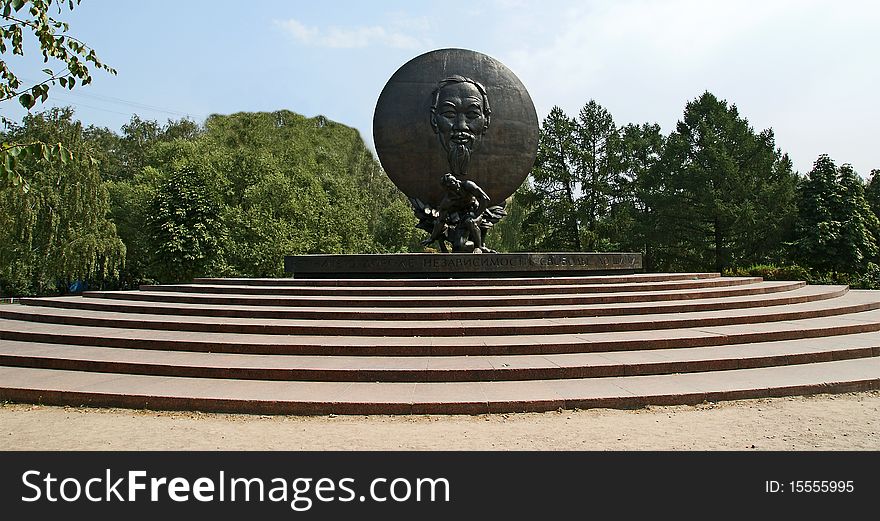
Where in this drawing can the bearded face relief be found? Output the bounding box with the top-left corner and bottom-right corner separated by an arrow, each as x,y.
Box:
430,76 -> 491,177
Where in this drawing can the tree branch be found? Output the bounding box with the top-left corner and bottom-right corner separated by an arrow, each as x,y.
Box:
0,69 -> 71,102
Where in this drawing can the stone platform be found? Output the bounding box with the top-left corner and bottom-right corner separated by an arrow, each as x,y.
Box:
284,252 -> 642,278
1,272 -> 880,414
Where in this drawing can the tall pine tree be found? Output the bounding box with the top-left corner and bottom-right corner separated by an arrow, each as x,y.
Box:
573,100 -> 619,250
605,122 -> 665,268
646,92 -> 796,272
520,106 -> 581,250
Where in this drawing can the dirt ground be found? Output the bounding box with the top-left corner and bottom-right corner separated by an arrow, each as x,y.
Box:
1,390 -> 878,451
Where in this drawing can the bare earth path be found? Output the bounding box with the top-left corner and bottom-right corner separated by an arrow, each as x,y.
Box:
1,391 -> 878,451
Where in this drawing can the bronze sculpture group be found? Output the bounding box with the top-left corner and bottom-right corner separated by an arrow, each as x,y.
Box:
414,75 -> 506,253
373,48 -> 538,254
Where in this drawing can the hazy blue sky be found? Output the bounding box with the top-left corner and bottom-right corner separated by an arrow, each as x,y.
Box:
4,0 -> 878,176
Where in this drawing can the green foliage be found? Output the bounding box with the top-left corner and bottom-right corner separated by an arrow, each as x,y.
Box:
573,100 -> 618,250
1,139 -> 74,188
1,108 -> 418,294
485,187 -> 528,252
863,169 -> 880,225
723,263 -> 811,281
520,94 -> 795,274
107,110 -> 416,283
520,101 -> 624,252
149,166 -> 224,282
721,262 -> 880,290
645,92 -> 796,272
850,262 -> 880,290
0,0 -> 116,112
1,0 -> 115,190
520,106 -> 581,250
105,169 -> 158,287
5,90 -> 880,295
794,154 -> 879,274
604,122 -> 665,267
0,107 -> 124,296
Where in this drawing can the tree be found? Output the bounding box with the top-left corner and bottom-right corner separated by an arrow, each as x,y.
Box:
794,155 -> 879,274
573,100 -> 619,250
485,185 -> 529,252
1,0 -> 114,111
646,92 -> 796,272
0,107 -> 124,295
149,165 -> 224,283
1,0 -> 115,187
520,106 -> 581,250
604,122 -> 665,266
864,169 -> 880,220
105,110 -> 417,283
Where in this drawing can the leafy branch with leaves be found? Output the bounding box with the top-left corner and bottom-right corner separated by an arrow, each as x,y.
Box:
1,0 -> 114,187
1,0 -> 115,109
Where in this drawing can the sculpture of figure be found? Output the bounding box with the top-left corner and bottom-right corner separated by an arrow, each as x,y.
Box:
413,75 -> 506,253
430,75 -> 491,177
420,173 -> 492,252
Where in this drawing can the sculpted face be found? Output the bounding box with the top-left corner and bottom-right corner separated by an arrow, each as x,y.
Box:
433,81 -> 488,153
431,78 -> 490,176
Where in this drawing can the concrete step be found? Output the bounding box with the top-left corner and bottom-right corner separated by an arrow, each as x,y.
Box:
4,306 -> 880,356
1,357 -> 878,414
5,273 -> 880,415
82,280 -> 806,308
137,276 -> 762,297
21,284 -> 844,321
3,287 -> 873,337
0,332 -> 877,382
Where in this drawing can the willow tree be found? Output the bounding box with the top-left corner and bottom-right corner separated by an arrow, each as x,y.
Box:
0,108 -> 124,295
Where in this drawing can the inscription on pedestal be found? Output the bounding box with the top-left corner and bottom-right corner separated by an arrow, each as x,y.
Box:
285,253 -> 642,278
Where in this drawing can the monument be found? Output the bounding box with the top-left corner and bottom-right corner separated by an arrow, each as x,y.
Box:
6,51 -> 866,418
373,48 -> 538,253
285,48 -> 642,277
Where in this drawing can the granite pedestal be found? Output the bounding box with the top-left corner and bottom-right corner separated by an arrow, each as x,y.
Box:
283,252 -> 643,278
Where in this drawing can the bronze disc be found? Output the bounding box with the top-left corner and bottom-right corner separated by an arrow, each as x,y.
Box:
373,48 -> 539,206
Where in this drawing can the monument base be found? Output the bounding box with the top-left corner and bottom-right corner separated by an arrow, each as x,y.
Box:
284,252 -> 642,278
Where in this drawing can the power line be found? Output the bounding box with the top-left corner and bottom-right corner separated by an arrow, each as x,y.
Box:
53,90 -> 203,119
38,96 -> 142,118
50,92 -> 203,121
18,76 -> 206,120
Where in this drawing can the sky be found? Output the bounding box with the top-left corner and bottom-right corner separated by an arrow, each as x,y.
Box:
3,0 -> 879,176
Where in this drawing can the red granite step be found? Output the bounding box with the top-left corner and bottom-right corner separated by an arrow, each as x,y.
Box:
3,288 -> 873,337
4,305 -> 880,356
0,331 -> 876,382
21,284 -> 843,321
4,272 -> 880,414
0,357 -> 878,414
82,279 -> 806,308
137,276 -> 762,297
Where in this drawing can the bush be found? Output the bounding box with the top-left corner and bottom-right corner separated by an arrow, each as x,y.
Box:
850,263 -> 880,290
725,262 -> 880,289
724,264 -> 811,281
